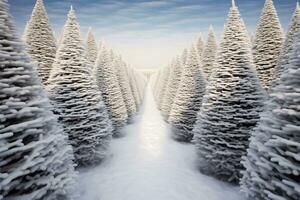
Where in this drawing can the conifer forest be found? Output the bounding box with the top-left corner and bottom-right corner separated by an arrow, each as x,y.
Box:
0,0 -> 299,199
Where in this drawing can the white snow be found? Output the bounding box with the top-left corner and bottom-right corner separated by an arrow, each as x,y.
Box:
74,85 -> 244,200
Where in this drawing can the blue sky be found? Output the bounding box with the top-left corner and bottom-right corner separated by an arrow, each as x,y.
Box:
9,0 -> 297,69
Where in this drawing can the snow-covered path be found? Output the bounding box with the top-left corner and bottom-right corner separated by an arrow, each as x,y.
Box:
75,85 -> 244,200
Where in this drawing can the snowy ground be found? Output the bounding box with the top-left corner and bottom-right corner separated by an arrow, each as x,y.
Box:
74,85 -> 244,200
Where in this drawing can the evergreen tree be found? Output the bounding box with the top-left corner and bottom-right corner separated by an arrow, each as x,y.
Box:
129,68 -> 141,109
0,1 -> 75,199
193,1 -> 265,183
157,65 -> 171,110
161,57 -> 182,118
86,28 -> 98,64
130,68 -> 144,106
253,0 -> 284,89
181,48 -> 188,65
48,7 -> 112,166
124,66 -> 139,110
273,3 -> 300,86
168,46 -> 206,142
94,47 -> 128,135
24,0 -> 57,85
132,70 -> 144,101
202,25 -> 217,79
114,56 -> 137,120
241,18 -> 300,200
196,34 -> 205,59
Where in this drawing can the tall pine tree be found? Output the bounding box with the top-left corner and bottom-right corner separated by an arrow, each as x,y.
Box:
114,56 -> 137,120
86,28 -> 98,64
94,46 -> 128,135
24,0 -> 57,85
241,18 -> 300,200
156,65 -> 171,110
48,7 -> 112,166
168,46 -> 206,142
253,0 -> 284,89
161,57 -> 182,119
273,3 -> 300,86
181,48 -> 188,65
127,66 -> 141,109
0,1 -> 75,199
193,1 -> 265,183
196,34 -> 205,60
202,26 -> 217,79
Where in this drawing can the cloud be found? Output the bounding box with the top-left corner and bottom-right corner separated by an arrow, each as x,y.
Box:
10,0 -> 295,69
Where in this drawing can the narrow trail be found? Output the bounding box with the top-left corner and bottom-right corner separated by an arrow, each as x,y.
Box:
75,85 -> 243,200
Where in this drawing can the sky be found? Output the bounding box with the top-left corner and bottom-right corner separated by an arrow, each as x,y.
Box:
9,0 -> 297,69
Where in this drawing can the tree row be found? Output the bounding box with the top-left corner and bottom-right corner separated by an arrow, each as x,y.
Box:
153,0 -> 300,199
0,0 -> 146,199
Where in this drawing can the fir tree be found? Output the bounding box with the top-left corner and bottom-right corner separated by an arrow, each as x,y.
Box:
0,1 -> 75,199
114,56 -> 137,120
134,70 -> 146,101
48,7 -> 112,166
157,65 -> 171,110
24,0 -> 57,85
241,18 -> 300,200
86,28 -> 98,64
196,34 -> 205,60
181,48 -> 188,65
273,3 -> 300,86
161,57 -> 182,118
168,46 -> 206,142
125,67 -> 139,109
253,0 -> 284,89
193,1 -> 265,183
94,47 -> 128,135
130,68 -> 144,106
202,25 -> 217,79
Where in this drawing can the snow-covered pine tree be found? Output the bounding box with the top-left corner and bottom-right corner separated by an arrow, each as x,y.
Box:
24,0 -> 57,85
273,3 -> 300,86
202,25 -> 217,79
161,57 -> 182,118
241,19 -> 300,200
94,46 -> 128,135
196,34 -> 205,60
157,64 -> 171,110
86,28 -> 98,64
138,71 -> 147,101
114,56 -> 137,120
131,68 -> 144,105
160,59 -> 175,117
193,1 -> 265,183
168,46 -> 206,142
0,1 -> 75,199
125,66 -> 139,109
253,0 -> 284,89
126,66 -> 140,109
47,7 -> 112,166
181,48 -> 188,65
136,70 -> 147,101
